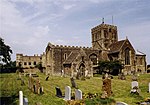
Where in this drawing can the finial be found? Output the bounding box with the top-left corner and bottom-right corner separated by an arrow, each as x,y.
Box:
102,18 -> 104,24
126,36 -> 128,40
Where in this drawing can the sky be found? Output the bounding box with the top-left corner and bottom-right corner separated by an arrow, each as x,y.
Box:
0,0 -> 150,64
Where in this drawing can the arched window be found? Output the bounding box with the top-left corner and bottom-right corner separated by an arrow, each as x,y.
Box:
125,48 -> 130,65
64,53 -> 67,60
89,53 -> 97,65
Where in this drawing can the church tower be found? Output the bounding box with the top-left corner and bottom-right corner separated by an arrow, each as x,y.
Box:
91,21 -> 118,50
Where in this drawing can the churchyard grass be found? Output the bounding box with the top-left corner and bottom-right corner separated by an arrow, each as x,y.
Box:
0,73 -> 150,105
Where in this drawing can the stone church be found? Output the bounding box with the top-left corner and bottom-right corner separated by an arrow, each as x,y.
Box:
16,22 -> 147,76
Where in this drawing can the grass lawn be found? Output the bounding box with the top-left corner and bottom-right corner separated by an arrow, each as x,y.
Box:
0,73 -> 150,105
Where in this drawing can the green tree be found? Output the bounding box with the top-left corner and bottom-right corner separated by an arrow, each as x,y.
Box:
0,37 -> 13,64
98,60 -> 124,75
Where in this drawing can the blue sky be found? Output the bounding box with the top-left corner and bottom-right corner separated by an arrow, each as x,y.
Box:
0,0 -> 150,64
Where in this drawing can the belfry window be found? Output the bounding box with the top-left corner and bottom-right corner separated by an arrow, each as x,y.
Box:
125,48 -> 130,65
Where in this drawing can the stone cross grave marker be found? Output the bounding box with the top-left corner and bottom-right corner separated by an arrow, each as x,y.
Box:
55,87 -> 63,98
75,89 -> 82,100
131,81 -> 138,89
64,86 -> 71,100
23,98 -> 28,105
19,91 -> 23,105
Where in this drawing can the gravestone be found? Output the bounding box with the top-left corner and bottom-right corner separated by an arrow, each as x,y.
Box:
55,87 -> 63,98
19,91 -> 23,105
70,77 -> 77,88
36,79 -> 40,94
116,102 -> 128,105
21,79 -> 25,86
75,89 -> 82,100
45,76 -> 49,81
131,81 -> 139,94
23,98 -> 28,105
85,70 -> 88,77
64,86 -> 71,100
132,75 -> 138,81
131,81 -> 138,89
101,78 -> 112,97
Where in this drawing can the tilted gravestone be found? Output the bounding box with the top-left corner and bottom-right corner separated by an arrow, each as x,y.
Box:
55,87 -> 63,98
64,86 -> 71,100
70,77 -> 77,88
75,89 -> 82,100
45,76 -> 49,81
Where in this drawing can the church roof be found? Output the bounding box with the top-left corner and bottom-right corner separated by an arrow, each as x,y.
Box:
108,40 -> 126,53
136,50 -> 146,56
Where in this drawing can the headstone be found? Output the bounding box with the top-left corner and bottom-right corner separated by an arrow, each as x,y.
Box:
36,79 -> 40,94
64,86 -> 71,100
70,77 -> 77,88
132,75 -> 138,81
131,81 -> 138,89
55,87 -> 63,98
116,102 -> 128,105
85,70 -> 88,77
75,89 -> 82,100
19,91 -> 23,105
102,78 -> 112,97
23,98 -> 28,105
131,81 -> 139,94
148,82 -> 150,93
21,79 -> 25,86
45,76 -> 49,81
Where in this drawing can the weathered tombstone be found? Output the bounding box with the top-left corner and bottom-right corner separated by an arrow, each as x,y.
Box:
131,81 -> 138,89
132,75 -> 138,81
131,81 -> 139,94
55,87 -> 63,98
40,86 -> 43,94
33,84 -> 36,93
85,70 -> 88,77
116,102 -> 128,105
36,79 -> 40,94
101,78 -> 112,97
45,76 -> 49,81
75,89 -> 82,100
19,91 -> 23,105
28,74 -> 33,89
70,77 -> 77,88
21,79 -> 25,86
64,86 -> 71,100
23,98 -> 28,105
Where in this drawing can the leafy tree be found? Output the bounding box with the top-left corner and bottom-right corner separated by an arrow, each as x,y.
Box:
0,37 -> 13,64
98,60 -> 124,75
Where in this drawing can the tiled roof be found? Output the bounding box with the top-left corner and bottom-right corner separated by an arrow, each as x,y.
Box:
109,40 -> 126,53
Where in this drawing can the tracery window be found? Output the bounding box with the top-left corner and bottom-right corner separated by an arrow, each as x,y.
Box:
125,48 -> 130,65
